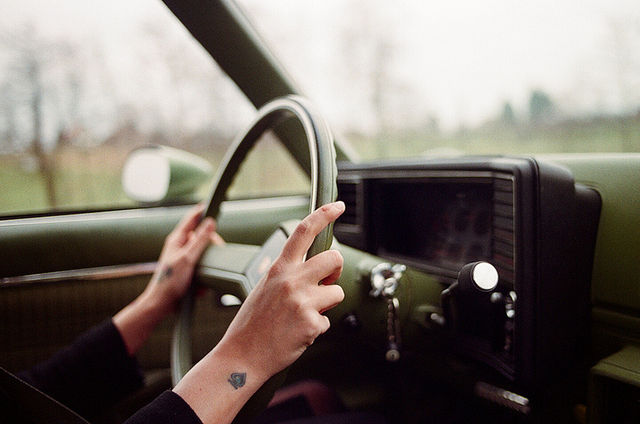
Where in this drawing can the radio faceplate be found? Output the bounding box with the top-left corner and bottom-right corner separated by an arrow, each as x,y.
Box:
335,157 -> 601,397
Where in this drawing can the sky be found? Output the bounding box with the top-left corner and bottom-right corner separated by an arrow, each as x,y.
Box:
0,0 -> 253,146
2,0 -> 640,139
238,0 -> 640,132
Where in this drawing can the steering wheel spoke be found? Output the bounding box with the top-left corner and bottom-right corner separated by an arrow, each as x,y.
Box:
197,243 -> 261,299
195,227 -> 291,300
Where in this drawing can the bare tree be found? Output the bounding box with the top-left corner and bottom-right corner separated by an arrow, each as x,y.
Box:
0,24 -> 82,208
0,80 -> 18,152
137,20 -> 235,151
27,56 -> 58,206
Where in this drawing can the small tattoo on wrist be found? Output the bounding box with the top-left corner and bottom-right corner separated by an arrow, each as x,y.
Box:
158,266 -> 173,282
228,372 -> 246,390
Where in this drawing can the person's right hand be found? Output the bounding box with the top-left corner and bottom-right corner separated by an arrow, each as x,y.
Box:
174,202 -> 346,424
217,201 -> 346,381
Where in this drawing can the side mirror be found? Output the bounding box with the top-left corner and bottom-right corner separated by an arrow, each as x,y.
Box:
122,145 -> 212,204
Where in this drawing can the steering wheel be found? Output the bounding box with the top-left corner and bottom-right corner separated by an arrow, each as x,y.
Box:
170,95 -> 338,421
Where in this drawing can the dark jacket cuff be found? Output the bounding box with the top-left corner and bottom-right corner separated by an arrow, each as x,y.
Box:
124,390 -> 203,424
18,319 -> 144,420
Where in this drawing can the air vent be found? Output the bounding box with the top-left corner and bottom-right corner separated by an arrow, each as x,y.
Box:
492,177 -> 516,285
337,179 -> 362,228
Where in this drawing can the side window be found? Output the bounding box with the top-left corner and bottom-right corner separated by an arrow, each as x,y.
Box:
0,0 -> 254,216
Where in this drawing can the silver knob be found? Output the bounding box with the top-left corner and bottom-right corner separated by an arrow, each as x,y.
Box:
471,262 -> 499,291
456,261 -> 499,293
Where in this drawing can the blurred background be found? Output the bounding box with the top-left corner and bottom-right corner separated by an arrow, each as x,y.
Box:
1,0 -> 639,215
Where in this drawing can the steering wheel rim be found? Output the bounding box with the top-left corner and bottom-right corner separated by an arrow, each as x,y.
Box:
170,95 -> 338,403
201,95 -> 337,257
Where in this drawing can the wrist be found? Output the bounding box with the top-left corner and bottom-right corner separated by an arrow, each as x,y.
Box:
138,283 -> 176,319
212,337 -> 272,386
113,288 -> 170,356
174,342 -> 269,424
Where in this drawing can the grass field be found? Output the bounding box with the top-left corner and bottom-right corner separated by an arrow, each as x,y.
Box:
349,115 -> 640,160
0,138 -> 310,216
1,115 -> 638,217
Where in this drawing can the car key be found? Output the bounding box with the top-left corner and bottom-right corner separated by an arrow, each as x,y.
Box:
385,296 -> 401,362
369,263 -> 405,362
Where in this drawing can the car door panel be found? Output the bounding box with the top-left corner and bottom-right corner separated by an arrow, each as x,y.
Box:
0,196 -> 309,374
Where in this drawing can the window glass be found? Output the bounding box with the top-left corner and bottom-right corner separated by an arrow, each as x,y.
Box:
227,131 -> 309,200
237,0 -> 640,159
0,0 -> 255,216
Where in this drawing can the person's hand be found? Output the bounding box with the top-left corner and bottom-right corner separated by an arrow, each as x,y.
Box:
114,203 -> 223,355
146,203 -> 225,313
216,201 -> 346,379
173,201 -> 345,424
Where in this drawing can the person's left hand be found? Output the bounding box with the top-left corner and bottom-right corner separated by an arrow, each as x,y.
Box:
114,204 -> 223,356
146,203 -> 224,313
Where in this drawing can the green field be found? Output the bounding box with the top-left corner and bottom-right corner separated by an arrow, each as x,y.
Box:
350,115 -> 640,160
1,115 -> 639,217
0,139 -> 310,216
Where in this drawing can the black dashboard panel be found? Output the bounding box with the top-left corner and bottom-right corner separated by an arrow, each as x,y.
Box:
335,157 -> 601,399
376,179 -> 494,275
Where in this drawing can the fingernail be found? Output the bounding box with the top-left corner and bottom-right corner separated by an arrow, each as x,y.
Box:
334,201 -> 345,212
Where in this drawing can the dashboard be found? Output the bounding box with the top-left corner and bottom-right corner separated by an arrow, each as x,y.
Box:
334,156 -> 601,400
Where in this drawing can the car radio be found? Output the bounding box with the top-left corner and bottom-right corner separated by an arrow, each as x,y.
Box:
335,157 -> 601,399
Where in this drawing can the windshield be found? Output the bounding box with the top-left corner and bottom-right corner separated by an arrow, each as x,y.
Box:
237,0 -> 640,159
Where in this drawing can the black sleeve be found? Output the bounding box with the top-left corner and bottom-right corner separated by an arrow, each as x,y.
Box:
18,319 -> 144,421
124,390 -> 203,424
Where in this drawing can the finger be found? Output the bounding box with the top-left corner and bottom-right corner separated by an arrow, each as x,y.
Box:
183,217 -> 216,263
172,203 -> 207,245
299,249 -> 343,285
320,266 -> 343,286
315,314 -> 331,335
211,232 -> 226,246
302,311 -> 332,346
281,201 -> 345,263
312,284 -> 345,314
